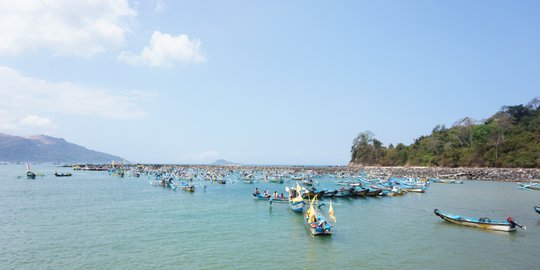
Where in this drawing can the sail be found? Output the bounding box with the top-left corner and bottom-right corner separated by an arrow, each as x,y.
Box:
306,195 -> 317,223
26,162 -> 30,172
328,200 -> 336,223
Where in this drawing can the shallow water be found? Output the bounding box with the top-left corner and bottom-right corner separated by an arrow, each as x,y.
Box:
0,165 -> 538,269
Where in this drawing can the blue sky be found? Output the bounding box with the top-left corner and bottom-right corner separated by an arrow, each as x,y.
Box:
0,0 -> 539,165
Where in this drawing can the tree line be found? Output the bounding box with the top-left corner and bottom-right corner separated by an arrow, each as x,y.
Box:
350,98 -> 540,168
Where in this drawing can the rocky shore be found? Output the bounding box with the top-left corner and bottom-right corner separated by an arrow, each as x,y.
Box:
355,166 -> 540,182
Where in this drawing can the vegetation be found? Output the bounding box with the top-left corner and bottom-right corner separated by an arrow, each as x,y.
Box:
351,98 -> 540,168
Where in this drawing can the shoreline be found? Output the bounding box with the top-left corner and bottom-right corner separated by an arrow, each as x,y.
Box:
64,163 -> 540,183
352,165 -> 540,182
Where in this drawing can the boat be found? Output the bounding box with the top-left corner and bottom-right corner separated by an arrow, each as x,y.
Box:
433,209 -> 526,232
182,185 -> 195,192
287,183 -> 306,212
252,193 -> 288,203
26,171 -> 36,179
54,172 -> 72,177
303,179 -> 313,186
534,206 -> 540,214
365,188 -> 383,197
149,178 -> 177,190
430,178 -> 463,184
304,196 -> 333,235
25,162 -> 36,179
518,182 -> 540,190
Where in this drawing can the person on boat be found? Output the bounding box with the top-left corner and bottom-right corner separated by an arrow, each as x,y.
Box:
273,191 -> 278,198
263,190 -> 270,197
290,188 -> 297,198
254,187 -> 260,196
279,193 -> 284,198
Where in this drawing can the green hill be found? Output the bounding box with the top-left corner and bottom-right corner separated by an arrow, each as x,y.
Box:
350,98 -> 540,168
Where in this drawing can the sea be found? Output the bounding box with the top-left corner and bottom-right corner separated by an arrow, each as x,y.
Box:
0,165 -> 538,269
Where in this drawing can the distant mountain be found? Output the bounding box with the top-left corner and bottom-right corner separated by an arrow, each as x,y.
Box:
0,133 -> 123,163
210,159 -> 241,166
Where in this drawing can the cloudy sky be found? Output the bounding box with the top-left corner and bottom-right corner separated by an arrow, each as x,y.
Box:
1,0 -> 539,165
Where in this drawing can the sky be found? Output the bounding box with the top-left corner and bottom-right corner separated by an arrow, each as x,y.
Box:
0,0 -> 539,165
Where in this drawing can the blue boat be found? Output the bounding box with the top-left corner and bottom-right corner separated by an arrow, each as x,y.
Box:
286,185 -> 306,212
534,206 -> 540,214
434,209 -> 525,232
304,200 -> 333,236
252,194 -> 287,203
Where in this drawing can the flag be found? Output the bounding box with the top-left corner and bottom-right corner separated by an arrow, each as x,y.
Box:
328,200 -> 336,223
306,195 -> 317,222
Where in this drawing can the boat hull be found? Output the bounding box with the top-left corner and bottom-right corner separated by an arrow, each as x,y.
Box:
289,200 -> 305,212
434,209 -> 516,232
304,208 -> 333,236
534,206 -> 540,214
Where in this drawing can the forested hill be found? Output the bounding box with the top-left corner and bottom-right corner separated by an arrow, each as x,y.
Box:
350,98 -> 540,168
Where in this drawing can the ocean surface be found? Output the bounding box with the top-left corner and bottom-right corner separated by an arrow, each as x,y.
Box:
1,165 -> 538,269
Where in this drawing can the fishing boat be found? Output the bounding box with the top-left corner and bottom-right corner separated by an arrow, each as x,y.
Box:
304,196 -> 334,236
431,178 -> 464,184
182,185 -> 195,192
365,188 -> 383,197
518,182 -> 540,190
149,178 -> 177,190
25,162 -> 36,179
433,209 -> 526,232
54,172 -> 72,177
26,171 -> 36,179
287,184 -> 306,212
303,179 -> 313,186
252,194 -> 288,203
534,206 -> 540,214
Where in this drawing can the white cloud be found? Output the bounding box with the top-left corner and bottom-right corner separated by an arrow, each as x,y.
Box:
0,0 -> 136,56
0,66 -> 153,132
20,115 -> 54,128
119,31 -> 205,67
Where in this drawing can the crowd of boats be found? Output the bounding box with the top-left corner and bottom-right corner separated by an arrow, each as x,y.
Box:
19,163 -> 540,235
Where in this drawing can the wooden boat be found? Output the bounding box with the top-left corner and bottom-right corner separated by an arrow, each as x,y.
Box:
54,172 -> 72,177
149,178 -> 177,190
252,194 -> 288,203
365,188 -> 383,197
25,162 -> 36,179
182,185 -> 195,192
287,185 -> 306,212
303,179 -> 313,186
534,206 -> 540,214
26,171 -> 36,179
432,179 -> 463,184
433,209 -> 525,232
518,182 -> 540,190
304,198 -> 333,235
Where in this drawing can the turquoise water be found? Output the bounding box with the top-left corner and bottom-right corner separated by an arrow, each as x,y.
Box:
1,165 -> 538,269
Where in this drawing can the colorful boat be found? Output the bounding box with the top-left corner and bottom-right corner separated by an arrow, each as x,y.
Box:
287,184 -> 306,212
304,196 -> 334,236
253,194 -> 288,203
433,209 -> 525,232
